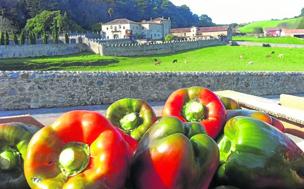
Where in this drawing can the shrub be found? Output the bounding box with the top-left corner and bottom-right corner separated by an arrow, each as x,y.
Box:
5,31 -> 9,45
0,32 -> 4,45
165,34 -> 175,41
20,31 -> 26,45
65,33 -> 69,44
29,32 -> 36,44
43,32 -> 48,44
13,33 -> 18,45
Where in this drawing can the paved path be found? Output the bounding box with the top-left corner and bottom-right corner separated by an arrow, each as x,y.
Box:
0,100 -> 303,151
0,102 -> 164,126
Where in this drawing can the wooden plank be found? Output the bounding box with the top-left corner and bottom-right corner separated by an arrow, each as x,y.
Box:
216,90 -> 304,139
216,90 -> 304,125
0,115 -> 45,128
280,94 -> 304,111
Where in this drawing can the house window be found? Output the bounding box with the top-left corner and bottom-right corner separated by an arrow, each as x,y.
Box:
106,27 -> 109,30
119,25 -> 121,29
123,26 -> 125,29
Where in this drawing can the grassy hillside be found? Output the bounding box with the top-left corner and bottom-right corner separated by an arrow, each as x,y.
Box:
232,36 -> 304,45
1,46 -> 304,71
239,17 -> 304,33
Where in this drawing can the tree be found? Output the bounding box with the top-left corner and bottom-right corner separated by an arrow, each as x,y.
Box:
107,8 -> 114,18
300,8 -> 304,17
0,32 -> 4,45
20,30 -> 26,45
164,34 -> 174,41
29,32 -> 36,44
253,27 -> 264,36
52,24 -> 59,43
298,17 -> 304,29
65,33 -> 69,44
13,33 -> 18,45
25,0 -> 42,17
5,31 -> 9,45
199,14 -> 214,27
24,10 -> 83,35
42,31 -> 48,44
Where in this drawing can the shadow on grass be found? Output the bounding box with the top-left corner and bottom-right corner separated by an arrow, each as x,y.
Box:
0,59 -> 120,71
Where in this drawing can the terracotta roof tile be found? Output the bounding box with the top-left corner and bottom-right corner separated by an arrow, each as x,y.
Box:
104,18 -> 138,25
170,26 -> 229,33
282,28 -> 304,34
197,26 -> 229,33
170,28 -> 191,33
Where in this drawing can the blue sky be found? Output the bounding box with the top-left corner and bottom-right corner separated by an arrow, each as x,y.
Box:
170,0 -> 303,24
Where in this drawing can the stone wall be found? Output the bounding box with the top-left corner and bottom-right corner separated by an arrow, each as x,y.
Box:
99,39 -> 224,56
0,44 -> 88,59
0,71 -> 303,110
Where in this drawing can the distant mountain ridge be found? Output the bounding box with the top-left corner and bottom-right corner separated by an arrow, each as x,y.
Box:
0,0 -> 214,31
239,16 -> 304,33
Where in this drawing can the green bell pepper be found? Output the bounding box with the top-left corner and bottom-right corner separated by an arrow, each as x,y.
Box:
130,116 -> 219,189
106,98 -> 157,141
0,122 -> 39,189
217,116 -> 304,189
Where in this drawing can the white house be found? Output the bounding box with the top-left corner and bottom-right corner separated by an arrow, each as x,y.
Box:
101,17 -> 171,40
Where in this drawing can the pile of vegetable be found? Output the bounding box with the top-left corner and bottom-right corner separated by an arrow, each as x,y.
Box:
0,86 -> 303,189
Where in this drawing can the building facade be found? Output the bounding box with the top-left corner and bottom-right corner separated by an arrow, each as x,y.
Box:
264,28 -> 282,37
170,26 -> 232,40
281,29 -> 304,38
101,18 -> 171,40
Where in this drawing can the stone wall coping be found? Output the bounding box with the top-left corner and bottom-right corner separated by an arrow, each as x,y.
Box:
1,71 -> 303,78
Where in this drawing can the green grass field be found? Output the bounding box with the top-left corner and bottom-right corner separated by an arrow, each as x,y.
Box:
233,36 -> 304,45
239,17 -> 304,33
1,46 -> 304,71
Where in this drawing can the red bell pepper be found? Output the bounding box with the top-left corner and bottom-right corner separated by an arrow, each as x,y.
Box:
162,86 -> 226,138
24,110 -> 133,189
130,116 -> 219,189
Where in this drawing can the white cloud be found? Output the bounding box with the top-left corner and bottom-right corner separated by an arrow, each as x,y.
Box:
170,0 -> 304,24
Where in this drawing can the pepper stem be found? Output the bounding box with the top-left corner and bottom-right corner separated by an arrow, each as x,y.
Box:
182,100 -> 205,122
120,112 -> 139,132
0,148 -> 20,171
59,142 -> 90,177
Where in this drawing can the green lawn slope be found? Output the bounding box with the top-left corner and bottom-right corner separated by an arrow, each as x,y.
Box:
232,36 -> 304,45
1,46 -> 304,72
239,17 -> 304,33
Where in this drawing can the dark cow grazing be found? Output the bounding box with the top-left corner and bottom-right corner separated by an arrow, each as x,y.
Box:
154,59 -> 161,65
271,51 -> 275,54
266,54 -> 272,58
262,43 -> 271,47
172,59 -> 178,63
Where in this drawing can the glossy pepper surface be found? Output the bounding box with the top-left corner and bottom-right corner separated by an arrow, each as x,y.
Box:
131,116 -> 219,189
219,97 -> 240,110
0,122 -> 39,189
217,116 -> 304,189
226,109 -> 284,132
162,86 -> 226,138
106,98 -> 157,141
24,110 -> 133,189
